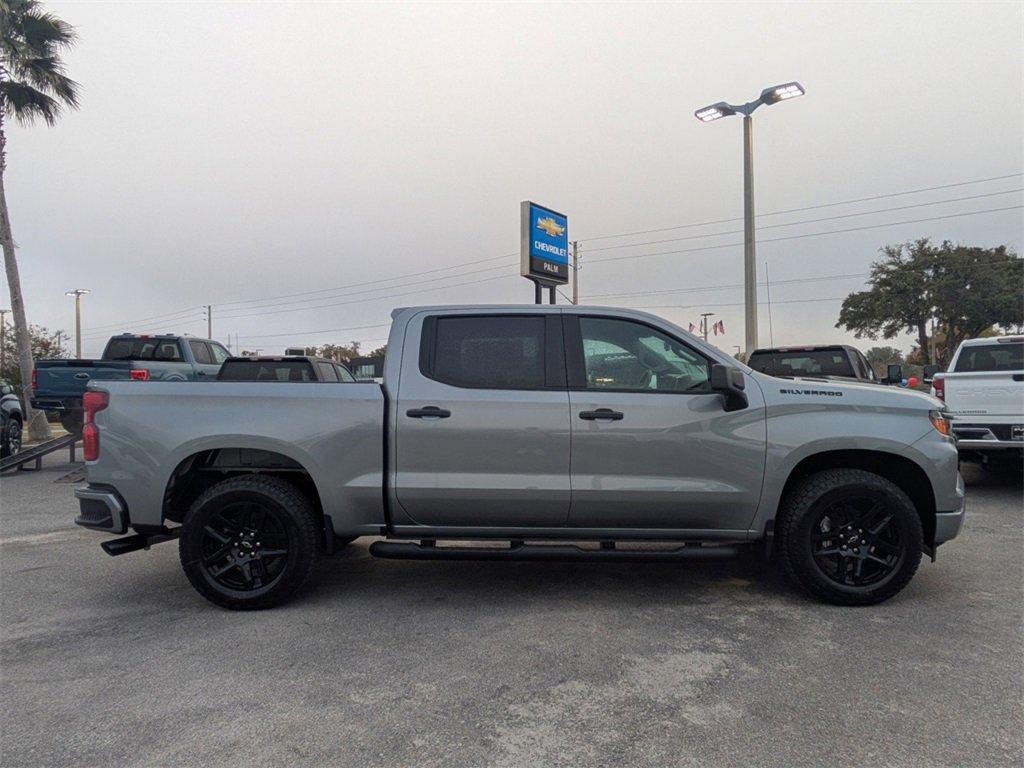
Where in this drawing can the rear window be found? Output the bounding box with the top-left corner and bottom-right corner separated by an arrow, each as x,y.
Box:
953,343 -> 1023,372
748,350 -> 855,378
426,315 -> 545,389
217,361 -> 316,382
103,338 -> 183,362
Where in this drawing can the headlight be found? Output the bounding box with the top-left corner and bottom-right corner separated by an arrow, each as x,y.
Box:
929,410 -> 952,437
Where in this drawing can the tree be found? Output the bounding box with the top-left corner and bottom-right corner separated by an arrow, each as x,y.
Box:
1,0 -> 80,440
837,239 -> 935,363
0,322 -> 67,390
367,344 -> 386,359
864,346 -> 904,366
317,342 -> 360,362
837,239 -> 1023,365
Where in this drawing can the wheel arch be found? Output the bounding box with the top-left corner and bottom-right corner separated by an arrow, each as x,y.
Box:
774,449 -> 937,544
162,447 -> 327,539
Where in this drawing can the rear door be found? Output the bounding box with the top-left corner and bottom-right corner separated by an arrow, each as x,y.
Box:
564,314 -> 766,533
187,340 -> 223,379
394,311 -> 570,528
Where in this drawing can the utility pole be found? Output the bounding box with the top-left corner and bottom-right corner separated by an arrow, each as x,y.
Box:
206,305 -> 212,339
571,241 -> 580,305
764,260 -> 774,347
0,308 -> 8,378
64,289 -> 90,359
699,312 -> 715,342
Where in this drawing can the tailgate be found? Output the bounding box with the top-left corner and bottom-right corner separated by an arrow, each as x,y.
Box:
944,372 -> 1024,418
34,361 -> 134,398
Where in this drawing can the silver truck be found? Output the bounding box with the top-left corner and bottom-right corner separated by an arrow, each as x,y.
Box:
74,305 -> 965,609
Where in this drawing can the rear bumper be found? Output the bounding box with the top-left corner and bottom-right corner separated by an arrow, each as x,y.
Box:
74,485 -> 129,534
30,396 -> 82,412
934,473 -> 966,545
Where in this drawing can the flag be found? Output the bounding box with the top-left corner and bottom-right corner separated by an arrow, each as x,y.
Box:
688,323 -> 696,333
716,320 -> 725,335
713,322 -> 719,336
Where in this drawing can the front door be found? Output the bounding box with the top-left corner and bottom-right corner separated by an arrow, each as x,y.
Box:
565,315 -> 766,533
394,312 -> 571,528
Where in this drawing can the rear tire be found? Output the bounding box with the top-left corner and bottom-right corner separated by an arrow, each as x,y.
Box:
1,417 -> 21,457
61,412 -> 84,436
179,475 -> 320,610
777,468 -> 923,606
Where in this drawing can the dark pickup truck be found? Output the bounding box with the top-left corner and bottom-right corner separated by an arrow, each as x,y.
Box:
747,345 -> 881,383
32,334 -> 231,432
216,356 -> 356,383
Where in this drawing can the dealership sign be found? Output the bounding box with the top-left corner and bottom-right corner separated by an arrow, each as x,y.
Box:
520,201 -> 569,285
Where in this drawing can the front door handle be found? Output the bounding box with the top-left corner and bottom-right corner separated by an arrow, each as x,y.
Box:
579,408 -> 624,421
407,406 -> 452,419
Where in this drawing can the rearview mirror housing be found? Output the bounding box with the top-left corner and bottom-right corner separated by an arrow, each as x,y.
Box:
710,364 -> 748,411
886,363 -> 904,384
922,364 -> 941,383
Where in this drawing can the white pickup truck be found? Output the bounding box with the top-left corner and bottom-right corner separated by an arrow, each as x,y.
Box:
931,336 -> 1024,461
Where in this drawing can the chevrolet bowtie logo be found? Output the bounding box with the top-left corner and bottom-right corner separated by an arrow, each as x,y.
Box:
536,217 -> 566,237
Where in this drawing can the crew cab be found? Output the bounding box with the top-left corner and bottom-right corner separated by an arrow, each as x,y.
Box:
32,334 -> 230,432
931,336 -> 1024,461
74,306 -> 964,610
747,345 -> 879,382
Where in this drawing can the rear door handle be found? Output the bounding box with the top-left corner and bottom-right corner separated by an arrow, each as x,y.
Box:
579,408 -> 624,421
406,406 -> 451,419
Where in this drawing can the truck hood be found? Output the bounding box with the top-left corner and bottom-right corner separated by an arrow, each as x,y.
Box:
753,372 -> 944,411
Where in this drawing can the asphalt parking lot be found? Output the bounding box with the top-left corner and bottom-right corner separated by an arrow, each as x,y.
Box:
1,454 -> 1021,768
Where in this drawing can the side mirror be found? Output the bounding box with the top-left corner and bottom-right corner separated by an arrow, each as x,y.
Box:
710,364 -> 748,412
922,364 -> 941,383
886,363 -> 904,384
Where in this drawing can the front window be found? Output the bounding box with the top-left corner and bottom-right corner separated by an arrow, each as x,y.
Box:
578,317 -> 710,392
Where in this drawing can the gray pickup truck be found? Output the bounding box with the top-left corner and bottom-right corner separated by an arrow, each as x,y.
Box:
74,305 -> 965,609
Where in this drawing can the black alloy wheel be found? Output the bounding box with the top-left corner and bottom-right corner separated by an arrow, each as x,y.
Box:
199,501 -> 290,592
809,494 -> 904,588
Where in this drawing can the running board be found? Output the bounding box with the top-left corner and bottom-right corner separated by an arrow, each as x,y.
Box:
101,528 -> 180,557
369,541 -> 739,563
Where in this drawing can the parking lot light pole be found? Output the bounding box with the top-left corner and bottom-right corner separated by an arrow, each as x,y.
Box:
64,289 -> 91,359
695,82 -> 805,357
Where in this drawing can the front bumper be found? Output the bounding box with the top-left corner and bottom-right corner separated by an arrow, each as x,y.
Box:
74,485 -> 129,534
934,472 -> 966,545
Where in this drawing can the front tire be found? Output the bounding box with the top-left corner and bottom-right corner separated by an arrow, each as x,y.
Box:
777,469 -> 923,606
179,475 -> 320,610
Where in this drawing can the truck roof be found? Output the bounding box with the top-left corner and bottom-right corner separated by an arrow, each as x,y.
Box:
956,336 -> 1024,347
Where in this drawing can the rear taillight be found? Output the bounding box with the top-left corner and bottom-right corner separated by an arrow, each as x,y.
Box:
129,369 -> 150,381
82,390 -> 109,461
32,369 -> 38,390
932,375 -> 945,402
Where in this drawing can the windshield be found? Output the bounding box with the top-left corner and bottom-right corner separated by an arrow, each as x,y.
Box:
103,338 -> 183,361
748,350 -> 855,378
953,342 -> 1023,372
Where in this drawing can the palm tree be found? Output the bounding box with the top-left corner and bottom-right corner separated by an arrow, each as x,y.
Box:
1,0 -> 80,440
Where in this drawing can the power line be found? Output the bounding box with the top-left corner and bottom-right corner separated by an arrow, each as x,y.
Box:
582,188 -> 1022,253
632,296 -> 846,310
236,322 -> 392,341
586,204 -> 1024,266
580,172 -> 1024,242
585,271 -> 868,301
215,251 -> 517,309
216,261 -> 514,318
82,306 -> 205,334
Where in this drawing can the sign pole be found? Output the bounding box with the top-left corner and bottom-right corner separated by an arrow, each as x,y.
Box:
534,281 -> 542,305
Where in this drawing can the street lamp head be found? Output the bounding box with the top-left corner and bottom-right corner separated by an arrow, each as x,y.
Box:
760,82 -> 805,105
65,288 -> 91,297
694,102 -> 736,122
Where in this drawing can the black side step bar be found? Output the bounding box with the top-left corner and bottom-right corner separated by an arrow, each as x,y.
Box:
369,541 -> 739,563
101,527 -> 180,557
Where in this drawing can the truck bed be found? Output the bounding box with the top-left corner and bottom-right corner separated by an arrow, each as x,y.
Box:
85,381 -> 387,534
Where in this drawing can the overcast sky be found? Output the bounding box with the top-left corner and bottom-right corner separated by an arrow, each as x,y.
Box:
4,1 -> 1022,357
